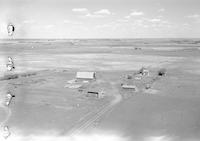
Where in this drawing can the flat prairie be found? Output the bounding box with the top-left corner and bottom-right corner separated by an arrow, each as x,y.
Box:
0,39 -> 200,141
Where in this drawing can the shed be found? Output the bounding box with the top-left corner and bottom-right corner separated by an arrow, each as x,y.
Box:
76,72 -> 96,79
138,67 -> 149,76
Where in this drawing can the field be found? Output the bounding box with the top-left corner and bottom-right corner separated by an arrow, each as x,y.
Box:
0,39 -> 200,141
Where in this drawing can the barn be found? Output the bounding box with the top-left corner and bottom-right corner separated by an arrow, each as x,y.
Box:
76,72 -> 96,79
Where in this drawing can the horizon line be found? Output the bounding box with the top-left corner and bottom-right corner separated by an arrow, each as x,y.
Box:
0,37 -> 200,40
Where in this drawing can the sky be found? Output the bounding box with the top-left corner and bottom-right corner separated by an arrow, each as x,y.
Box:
0,0 -> 200,38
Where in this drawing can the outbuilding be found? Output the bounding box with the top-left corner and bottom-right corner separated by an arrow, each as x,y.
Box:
76,72 -> 96,79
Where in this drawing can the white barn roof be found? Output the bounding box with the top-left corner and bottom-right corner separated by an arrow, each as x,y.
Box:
76,72 -> 96,79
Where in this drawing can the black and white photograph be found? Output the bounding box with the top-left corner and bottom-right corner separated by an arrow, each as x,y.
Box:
0,0 -> 200,141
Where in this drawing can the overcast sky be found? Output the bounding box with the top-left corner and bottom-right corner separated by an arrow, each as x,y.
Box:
0,0 -> 200,38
